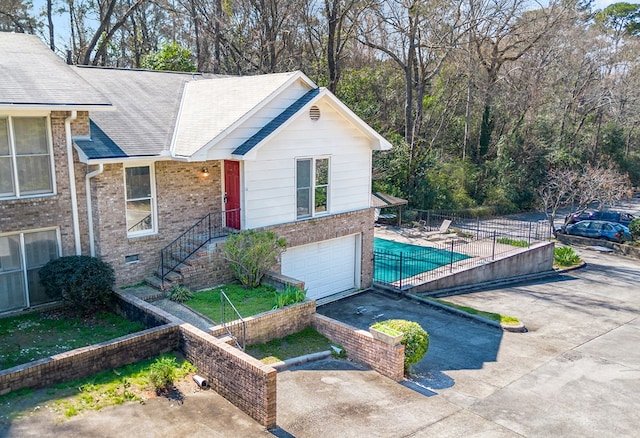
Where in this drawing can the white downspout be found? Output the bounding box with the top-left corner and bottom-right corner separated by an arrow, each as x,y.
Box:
86,164 -> 104,257
65,111 -> 81,255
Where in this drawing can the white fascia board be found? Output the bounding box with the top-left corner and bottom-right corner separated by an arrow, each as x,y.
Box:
240,88 -> 392,161
81,155 -> 174,165
186,72 -> 317,159
73,144 -> 90,163
169,81 -> 189,157
318,89 -> 393,151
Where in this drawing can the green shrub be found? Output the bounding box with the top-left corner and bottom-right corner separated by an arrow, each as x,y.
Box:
167,285 -> 193,303
147,356 -> 178,391
373,319 -> 429,372
629,218 -> 640,239
39,256 -> 115,313
222,230 -> 287,288
274,285 -> 307,309
554,246 -> 582,267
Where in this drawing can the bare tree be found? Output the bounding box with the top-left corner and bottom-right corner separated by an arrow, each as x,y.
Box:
537,167 -> 580,232
576,163 -> 631,211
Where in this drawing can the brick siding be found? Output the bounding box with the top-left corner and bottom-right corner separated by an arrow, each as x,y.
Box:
311,313 -> 405,381
91,160 -> 223,286
0,111 -> 90,257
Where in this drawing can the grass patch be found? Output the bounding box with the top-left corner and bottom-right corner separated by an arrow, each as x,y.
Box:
496,237 -> 529,247
428,298 -> 520,326
0,352 -> 195,423
245,327 -> 335,365
185,283 -> 278,323
0,309 -> 145,370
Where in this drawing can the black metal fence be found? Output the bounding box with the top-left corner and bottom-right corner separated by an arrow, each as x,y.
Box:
374,210 -> 553,290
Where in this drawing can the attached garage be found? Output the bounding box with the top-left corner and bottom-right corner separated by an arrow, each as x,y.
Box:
281,234 -> 360,300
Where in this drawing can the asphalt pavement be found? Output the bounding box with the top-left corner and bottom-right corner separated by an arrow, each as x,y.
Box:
276,247 -> 640,437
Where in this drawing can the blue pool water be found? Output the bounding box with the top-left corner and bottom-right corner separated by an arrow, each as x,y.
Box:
374,237 -> 470,282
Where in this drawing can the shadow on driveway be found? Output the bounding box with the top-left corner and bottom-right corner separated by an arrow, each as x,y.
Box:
317,290 -> 503,392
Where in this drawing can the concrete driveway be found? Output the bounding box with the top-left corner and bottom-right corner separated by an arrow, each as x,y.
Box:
277,247 -> 640,437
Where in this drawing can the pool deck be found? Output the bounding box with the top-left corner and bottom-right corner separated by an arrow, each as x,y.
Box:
374,224 -> 518,259
373,225 -> 539,289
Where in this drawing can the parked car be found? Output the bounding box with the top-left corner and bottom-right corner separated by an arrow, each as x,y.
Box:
562,220 -> 632,242
564,210 -> 635,227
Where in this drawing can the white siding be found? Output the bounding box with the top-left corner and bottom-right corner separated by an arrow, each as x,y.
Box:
202,81 -> 311,161
243,99 -> 372,229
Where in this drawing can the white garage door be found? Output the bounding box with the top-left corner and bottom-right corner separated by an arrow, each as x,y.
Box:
281,234 -> 358,300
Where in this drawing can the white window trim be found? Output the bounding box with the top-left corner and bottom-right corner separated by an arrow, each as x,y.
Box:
124,162 -> 158,238
0,114 -> 56,200
0,227 -> 61,309
295,156 -> 330,220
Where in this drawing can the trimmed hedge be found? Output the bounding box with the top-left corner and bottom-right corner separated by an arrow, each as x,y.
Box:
374,319 -> 429,371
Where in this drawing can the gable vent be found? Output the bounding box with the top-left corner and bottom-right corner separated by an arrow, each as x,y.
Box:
309,105 -> 321,121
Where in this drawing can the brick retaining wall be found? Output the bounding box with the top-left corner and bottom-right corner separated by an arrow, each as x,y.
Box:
179,324 -> 277,428
119,290 -> 278,428
0,324 -> 179,396
210,301 -> 316,346
311,313 -> 405,381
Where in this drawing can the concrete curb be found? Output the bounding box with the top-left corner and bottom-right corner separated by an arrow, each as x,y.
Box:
271,351 -> 332,371
374,288 -> 527,332
423,269 -> 562,298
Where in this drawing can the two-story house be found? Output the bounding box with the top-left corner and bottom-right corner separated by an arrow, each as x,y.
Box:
0,32 -> 392,313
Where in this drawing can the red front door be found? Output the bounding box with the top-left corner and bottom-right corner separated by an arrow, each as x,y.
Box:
224,160 -> 241,229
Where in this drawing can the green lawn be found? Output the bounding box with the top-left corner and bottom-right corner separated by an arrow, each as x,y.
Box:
0,352 -> 194,422
0,310 -> 145,370
245,327 -> 337,364
185,283 -> 278,323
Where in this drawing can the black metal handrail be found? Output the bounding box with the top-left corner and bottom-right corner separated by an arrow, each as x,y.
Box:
159,209 -> 240,287
220,289 -> 246,350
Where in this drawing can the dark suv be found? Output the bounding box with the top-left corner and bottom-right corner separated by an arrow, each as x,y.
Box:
564,210 -> 635,227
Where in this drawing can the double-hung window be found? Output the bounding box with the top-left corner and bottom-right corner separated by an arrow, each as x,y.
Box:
0,116 -> 54,198
296,157 -> 329,219
125,165 -> 157,237
0,229 -> 60,312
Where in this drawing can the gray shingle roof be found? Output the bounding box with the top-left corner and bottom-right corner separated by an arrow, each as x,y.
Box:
75,121 -> 127,159
0,32 -> 111,107
74,66 -> 205,157
232,87 -> 320,156
171,71 -> 304,157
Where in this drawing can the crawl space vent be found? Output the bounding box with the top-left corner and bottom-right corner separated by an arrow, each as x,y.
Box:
309,106 -> 321,121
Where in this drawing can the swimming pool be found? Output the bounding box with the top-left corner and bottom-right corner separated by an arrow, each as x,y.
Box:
374,237 -> 471,283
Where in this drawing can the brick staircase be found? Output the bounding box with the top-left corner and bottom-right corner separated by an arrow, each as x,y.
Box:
145,236 -> 234,291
